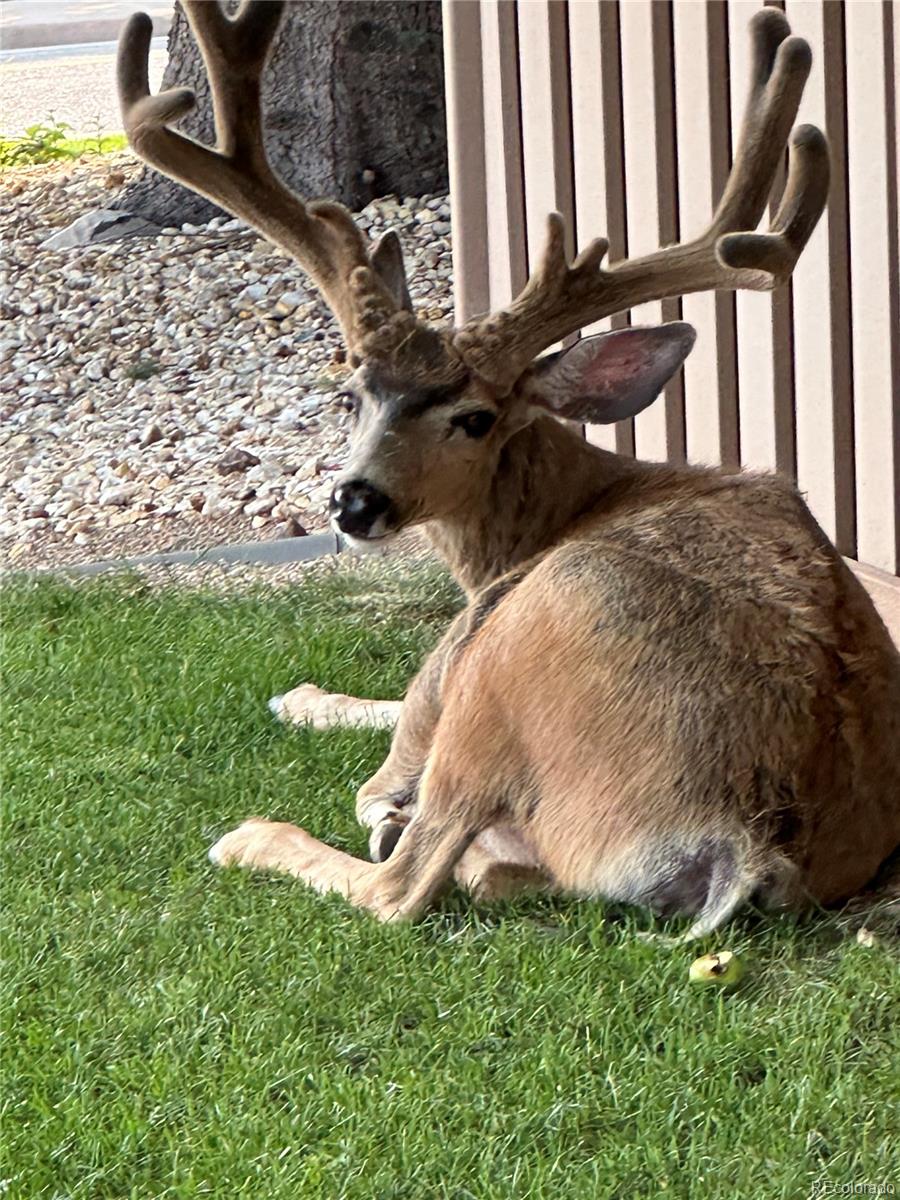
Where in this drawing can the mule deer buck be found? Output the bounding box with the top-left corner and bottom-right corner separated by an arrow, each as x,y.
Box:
119,2 -> 900,938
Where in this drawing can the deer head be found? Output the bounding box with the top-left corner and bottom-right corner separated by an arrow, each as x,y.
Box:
118,2 -> 828,547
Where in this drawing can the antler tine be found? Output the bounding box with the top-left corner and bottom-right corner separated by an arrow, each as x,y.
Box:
454,9 -> 830,394
117,3 -> 409,359
718,123 -> 830,277
710,8 -> 810,235
181,0 -> 283,167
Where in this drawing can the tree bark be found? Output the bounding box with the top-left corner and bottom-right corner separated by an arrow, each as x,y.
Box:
115,0 -> 448,226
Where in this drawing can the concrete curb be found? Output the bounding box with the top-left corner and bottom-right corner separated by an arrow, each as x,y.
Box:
45,532 -> 341,578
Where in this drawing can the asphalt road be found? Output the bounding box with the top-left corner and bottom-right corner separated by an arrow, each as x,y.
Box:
2,1 -> 170,48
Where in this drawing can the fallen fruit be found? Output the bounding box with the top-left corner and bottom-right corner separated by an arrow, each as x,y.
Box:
688,950 -> 745,987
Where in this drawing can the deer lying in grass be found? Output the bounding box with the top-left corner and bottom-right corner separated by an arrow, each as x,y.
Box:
119,3 -> 900,938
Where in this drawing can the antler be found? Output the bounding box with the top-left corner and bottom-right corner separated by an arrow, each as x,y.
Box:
117,1 -> 443,369
454,8 -> 830,393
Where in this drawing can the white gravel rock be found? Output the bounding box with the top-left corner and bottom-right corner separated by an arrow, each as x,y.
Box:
244,495 -> 278,517
40,208 -> 160,249
98,484 -> 139,507
1,154 -> 454,569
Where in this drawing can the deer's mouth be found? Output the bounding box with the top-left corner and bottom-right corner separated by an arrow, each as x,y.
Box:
329,491 -> 402,546
335,527 -> 402,552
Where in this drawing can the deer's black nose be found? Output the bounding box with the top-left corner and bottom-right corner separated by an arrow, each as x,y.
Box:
330,479 -> 392,537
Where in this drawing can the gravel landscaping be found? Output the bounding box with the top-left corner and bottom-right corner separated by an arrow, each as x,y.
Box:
1,153 -> 454,572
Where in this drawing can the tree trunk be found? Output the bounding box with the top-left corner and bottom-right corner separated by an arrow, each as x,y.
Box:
115,0 -> 447,227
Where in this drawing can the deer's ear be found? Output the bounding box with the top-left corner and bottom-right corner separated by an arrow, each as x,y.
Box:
370,231 -> 413,313
521,322 -> 696,423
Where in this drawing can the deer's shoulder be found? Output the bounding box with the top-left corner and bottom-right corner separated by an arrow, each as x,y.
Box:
506,465 -> 842,644
560,465 -> 829,585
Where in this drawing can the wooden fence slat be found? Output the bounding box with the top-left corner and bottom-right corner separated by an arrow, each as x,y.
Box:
707,0 -> 741,468
442,0 -> 490,323
822,0 -> 857,559
480,0 -> 528,311
783,0 -> 837,544
673,1 -> 721,467
894,0 -> 900,273
652,1 -> 687,465
597,0 -> 634,458
729,0 -> 778,473
895,2 -> 900,267
569,0 -> 607,276
845,0 -> 897,573
619,0 -> 668,462
886,0 -> 900,574
515,0 -> 575,275
569,0 -> 617,452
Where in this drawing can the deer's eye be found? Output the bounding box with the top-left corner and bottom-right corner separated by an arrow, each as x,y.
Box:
450,410 -> 496,439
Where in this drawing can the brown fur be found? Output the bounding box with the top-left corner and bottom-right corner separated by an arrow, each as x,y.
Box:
213,414 -> 900,934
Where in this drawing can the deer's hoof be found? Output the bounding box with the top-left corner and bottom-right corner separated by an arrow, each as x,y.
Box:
369,814 -> 408,863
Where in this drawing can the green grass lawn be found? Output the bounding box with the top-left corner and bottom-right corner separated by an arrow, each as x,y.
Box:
2,564 -> 898,1199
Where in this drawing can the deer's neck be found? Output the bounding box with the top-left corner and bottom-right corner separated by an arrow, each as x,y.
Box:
425,416 -> 643,593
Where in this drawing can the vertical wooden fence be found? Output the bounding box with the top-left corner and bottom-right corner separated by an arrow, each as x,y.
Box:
443,0 -> 899,578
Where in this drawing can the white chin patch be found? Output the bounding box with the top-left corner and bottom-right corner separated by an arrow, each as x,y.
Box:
339,531 -> 399,554
330,516 -> 399,554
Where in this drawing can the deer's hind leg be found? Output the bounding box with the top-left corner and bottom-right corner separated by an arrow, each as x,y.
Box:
355,692 -> 551,901
453,824 -> 552,901
209,752 -> 503,922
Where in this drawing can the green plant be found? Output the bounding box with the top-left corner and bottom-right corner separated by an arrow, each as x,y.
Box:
87,115 -> 108,157
0,116 -> 74,167
125,358 -> 161,381
0,114 -> 128,169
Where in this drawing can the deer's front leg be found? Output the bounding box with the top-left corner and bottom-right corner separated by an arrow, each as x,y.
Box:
268,679 -> 424,863
271,613 -> 467,856
268,681 -> 413,856
267,677 -> 433,862
353,622 -> 459,858
270,683 -> 403,731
